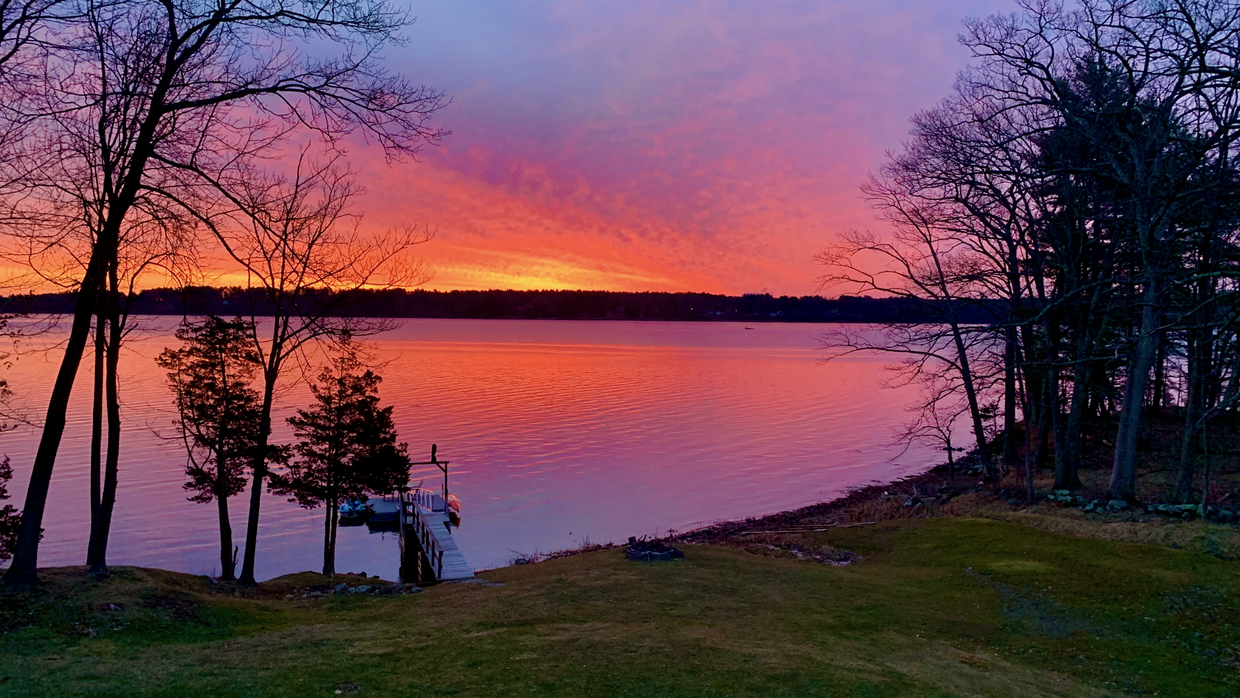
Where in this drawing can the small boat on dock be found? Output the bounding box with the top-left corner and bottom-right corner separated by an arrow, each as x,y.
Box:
363,495 -> 402,532
446,493 -> 462,527
338,495 -> 406,532
367,496 -> 402,522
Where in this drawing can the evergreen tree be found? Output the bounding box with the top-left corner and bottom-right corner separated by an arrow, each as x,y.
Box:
271,349 -> 410,577
0,373 -> 21,564
157,316 -> 267,580
0,456 -> 19,565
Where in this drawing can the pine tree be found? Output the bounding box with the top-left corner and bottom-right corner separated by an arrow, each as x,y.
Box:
0,372 -> 21,564
271,349 -> 410,576
157,316 -> 267,580
0,456 -> 19,565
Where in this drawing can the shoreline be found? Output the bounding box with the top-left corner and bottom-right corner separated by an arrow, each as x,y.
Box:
523,451 -> 1240,565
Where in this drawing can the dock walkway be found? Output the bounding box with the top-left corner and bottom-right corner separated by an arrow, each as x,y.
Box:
398,489 -> 474,582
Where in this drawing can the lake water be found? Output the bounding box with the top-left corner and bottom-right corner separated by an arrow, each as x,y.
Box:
0,318 -> 939,581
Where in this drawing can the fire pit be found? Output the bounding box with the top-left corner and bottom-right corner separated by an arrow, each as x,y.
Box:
625,537 -> 685,562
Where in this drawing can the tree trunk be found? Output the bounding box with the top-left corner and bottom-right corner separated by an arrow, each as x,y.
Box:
88,270 -> 123,576
1037,372 -> 1053,469
1150,329 -> 1166,414
1024,401 -> 1036,502
322,502 -> 335,577
1056,351 -> 1089,490
86,307 -> 105,569
1016,360 -> 1036,502
217,490 -> 235,580
3,246 -> 106,589
238,365 -> 277,586
1051,366 -> 1067,482
1110,278 -> 1160,502
1004,325 -> 1019,465
1199,425 -> 1211,520
330,503 -> 339,575
949,320 -> 993,477
1175,346 -> 1202,503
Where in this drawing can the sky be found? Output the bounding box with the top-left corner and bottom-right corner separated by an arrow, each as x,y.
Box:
352,0 -> 1014,295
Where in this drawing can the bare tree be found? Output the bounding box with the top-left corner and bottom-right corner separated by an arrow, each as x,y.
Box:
817,169 -> 1003,478
196,152 -> 429,584
4,124 -> 199,576
842,0 -> 1240,507
894,368 -> 968,475
960,0 -> 1240,501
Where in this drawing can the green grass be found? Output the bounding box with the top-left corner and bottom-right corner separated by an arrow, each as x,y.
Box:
0,518 -> 1235,697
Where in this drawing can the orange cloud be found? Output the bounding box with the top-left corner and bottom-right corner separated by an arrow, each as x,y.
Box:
343,0 -> 1014,294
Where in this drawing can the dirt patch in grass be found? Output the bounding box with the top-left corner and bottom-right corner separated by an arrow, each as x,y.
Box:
967,568 -> 1093,638
731,532 -> 861,566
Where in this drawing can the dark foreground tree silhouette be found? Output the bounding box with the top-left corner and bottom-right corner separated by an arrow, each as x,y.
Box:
2,0 -> 446,589
0,374 -> 20,564
0,456 -> 18,564
270,349 -> 409,577
157,316 -> 268,581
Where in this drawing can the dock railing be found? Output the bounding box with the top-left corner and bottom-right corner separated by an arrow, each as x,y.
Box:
399,488 -> 446,580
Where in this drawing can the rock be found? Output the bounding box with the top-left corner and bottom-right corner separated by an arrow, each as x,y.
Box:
625,539 -> 685,562
333,583 -> 348,594
1107,499 -> 1129,512
284,594 -> 294,601
352,585 -> 372,594
377,584 -> 402,595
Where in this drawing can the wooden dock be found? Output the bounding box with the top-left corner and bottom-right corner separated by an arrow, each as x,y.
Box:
398,489 -> 474,583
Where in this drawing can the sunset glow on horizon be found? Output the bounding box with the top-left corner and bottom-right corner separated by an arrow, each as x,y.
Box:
0,1 -> 1016,297
342,0 -> 1014,295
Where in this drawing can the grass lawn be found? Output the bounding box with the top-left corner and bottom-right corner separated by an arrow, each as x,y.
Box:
0,517 -> 1235,697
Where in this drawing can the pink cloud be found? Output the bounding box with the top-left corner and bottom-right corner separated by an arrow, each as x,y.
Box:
349,0 -> 1014,293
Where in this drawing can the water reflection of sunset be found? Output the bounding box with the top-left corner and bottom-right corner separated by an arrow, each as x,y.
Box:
2,319 -> 935,579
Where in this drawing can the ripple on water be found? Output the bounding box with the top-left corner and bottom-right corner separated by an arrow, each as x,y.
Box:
3,319 -> 939,579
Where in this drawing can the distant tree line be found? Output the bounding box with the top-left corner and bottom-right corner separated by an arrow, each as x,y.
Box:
0,287 -> 1006,324
821,0 -> 1240,511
